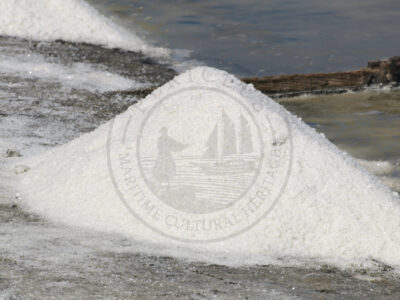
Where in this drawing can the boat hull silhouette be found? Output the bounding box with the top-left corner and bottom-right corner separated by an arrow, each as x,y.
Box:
193,158 -> 257,175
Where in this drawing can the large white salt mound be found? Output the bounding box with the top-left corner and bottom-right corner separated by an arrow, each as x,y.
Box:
0,0 -> 168,57
17,67 -> 400,268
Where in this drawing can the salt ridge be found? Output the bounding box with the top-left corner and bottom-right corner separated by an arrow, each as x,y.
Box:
0,53 -> 148,93
17,67 -> 400,269
0,0 -> 168,57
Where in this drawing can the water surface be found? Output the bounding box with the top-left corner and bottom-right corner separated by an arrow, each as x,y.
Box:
280,89 -> 400,192
89,0 -> 400,76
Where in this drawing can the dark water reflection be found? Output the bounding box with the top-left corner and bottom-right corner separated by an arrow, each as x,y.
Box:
89,0 -> 400,76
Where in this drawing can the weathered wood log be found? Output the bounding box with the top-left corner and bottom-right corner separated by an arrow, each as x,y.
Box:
110,56 -> 400,99
243,56 -> 400,97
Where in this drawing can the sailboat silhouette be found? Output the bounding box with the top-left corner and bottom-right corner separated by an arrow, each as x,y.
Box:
198,109 -> 257,175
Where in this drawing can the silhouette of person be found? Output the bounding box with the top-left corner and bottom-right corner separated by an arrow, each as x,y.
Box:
153,127 -> 187,185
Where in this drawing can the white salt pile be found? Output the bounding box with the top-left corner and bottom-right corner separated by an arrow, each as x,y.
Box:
0,0 -> 168,57
17,67 -> 400,268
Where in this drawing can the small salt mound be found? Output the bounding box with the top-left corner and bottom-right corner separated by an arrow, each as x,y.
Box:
0,53 -> 148,93
0,0 -> 168,57
18,67 -> 400,268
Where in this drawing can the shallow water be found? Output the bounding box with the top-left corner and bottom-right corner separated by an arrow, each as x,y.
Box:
280,90 -> 400,192
281,90 -> 400,161
88,0 -> 400,76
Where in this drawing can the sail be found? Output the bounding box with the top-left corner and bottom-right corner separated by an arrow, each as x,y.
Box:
222,110 -> 237,156
239,114 -> 253,154
203,124 -> 218,159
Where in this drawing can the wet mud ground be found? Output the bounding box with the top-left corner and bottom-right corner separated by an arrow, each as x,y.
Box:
2,198 -> 400,299
1,36 -> 400,299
